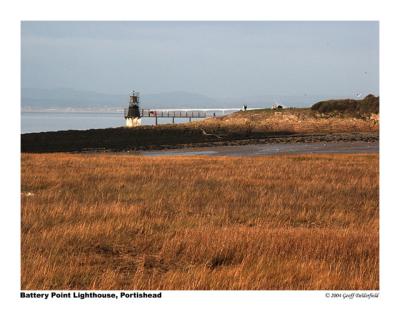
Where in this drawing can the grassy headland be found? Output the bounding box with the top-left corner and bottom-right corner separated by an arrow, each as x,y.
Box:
21,153 -> 379,290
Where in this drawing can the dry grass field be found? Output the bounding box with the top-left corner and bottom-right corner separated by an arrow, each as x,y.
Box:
21,153 -> 379,290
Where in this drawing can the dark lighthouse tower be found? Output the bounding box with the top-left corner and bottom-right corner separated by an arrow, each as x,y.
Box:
124,90 -> 141,127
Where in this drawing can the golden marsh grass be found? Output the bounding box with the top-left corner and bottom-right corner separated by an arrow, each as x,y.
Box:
21,153 -> 379,290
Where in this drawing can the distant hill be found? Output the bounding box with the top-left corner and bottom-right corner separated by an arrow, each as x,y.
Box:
141,92 -> 220,108
21,88 -> 223,110
21,88 -> 123,110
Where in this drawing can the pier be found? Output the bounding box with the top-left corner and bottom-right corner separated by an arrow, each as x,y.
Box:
124,108 -> 243,125
124,90 -> 246,126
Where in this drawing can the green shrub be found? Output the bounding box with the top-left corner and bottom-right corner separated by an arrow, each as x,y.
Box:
311,94 -> 379,114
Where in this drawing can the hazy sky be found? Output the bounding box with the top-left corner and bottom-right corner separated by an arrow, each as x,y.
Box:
21,21 -> 379,98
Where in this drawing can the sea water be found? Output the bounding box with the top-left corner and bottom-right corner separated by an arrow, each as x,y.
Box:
21,111 -> 189,134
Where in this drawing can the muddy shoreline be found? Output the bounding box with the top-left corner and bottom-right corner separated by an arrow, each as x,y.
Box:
21,126 -> 378,153
140,141 -> 379,157
147,132 -> 378,151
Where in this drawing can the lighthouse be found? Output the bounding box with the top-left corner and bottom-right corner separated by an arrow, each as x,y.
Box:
124,90 -> 141,127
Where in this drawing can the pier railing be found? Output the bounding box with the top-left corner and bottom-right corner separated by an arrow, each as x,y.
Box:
124,108 -> 244,119
140,109 -> 207,118
124,108 -> 208,119
124,108 -> 244,125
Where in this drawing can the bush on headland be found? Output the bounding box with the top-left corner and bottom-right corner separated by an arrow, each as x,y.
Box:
311,94 -> 379,115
